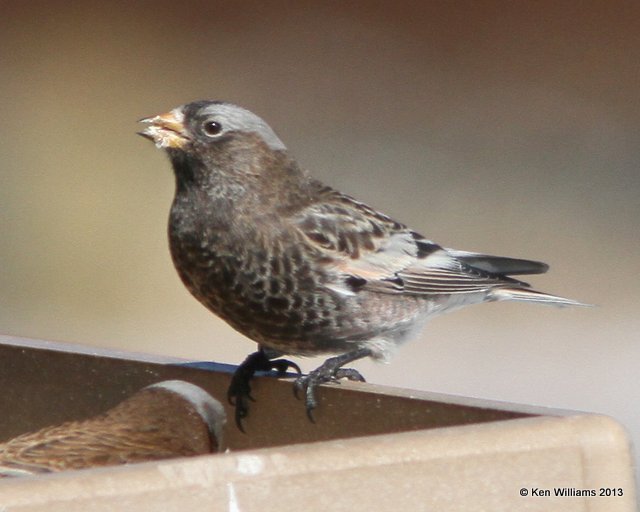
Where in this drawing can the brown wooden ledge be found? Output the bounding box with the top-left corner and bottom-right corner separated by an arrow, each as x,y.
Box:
0,335 -> 635,511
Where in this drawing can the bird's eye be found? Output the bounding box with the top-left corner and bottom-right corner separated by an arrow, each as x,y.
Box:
202,120 -> 223,137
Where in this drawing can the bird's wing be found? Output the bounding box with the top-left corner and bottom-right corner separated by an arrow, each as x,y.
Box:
444,249 -> 549,275
0,420 -> 180,472
293,188 -> 540,296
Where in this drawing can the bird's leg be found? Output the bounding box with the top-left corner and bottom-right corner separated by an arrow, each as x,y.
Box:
227,347 -> 301,432
294,347 -> 371,421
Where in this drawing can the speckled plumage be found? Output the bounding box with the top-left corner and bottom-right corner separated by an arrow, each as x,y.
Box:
139,101 -> 586,426
0,381 -> 225,476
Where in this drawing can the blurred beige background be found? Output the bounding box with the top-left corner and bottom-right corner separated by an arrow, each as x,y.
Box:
1,0 -> 639,471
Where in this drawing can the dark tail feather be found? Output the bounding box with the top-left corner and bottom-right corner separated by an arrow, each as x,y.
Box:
447,249 -> 550,276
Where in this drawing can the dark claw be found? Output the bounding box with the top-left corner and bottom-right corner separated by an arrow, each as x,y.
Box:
227,349 -> 301,432
234,396 -> 249,433
292,348 -> 371,421
305,383 -> 317,422
227,372 -> 253,433
292,374 -> 319,420
293,366 -> 367,419
271,359 -> 302,377
293,378 -> 304,400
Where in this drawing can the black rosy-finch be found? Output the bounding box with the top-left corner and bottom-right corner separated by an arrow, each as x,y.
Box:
139,101 -> 586,429
0,381 -> 225,476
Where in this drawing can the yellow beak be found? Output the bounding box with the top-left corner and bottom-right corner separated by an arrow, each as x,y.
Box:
138,109 -> 188,149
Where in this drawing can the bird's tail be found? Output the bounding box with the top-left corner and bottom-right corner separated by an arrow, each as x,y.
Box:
490,288 -> 591,307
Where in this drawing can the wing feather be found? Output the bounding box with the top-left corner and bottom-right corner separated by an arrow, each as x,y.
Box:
293,186 -> 541,297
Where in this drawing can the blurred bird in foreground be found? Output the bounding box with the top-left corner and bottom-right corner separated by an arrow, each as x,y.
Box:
139,101 -> 587,430
0,380 -> 225,476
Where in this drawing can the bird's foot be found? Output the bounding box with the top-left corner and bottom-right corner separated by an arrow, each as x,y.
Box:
293,348 -> 370,421
228,349 -> 301,432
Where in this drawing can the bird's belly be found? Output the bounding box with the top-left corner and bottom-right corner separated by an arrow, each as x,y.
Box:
169,239 -> 430,355
169,240 -> 349,351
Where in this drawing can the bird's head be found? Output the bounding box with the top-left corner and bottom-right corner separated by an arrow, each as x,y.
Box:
138,101 -> 301,201
139,100 -> 286,154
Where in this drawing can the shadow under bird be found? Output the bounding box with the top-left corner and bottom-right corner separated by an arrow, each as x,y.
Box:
0,380 -> 225,476
139,101 -> 587,430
